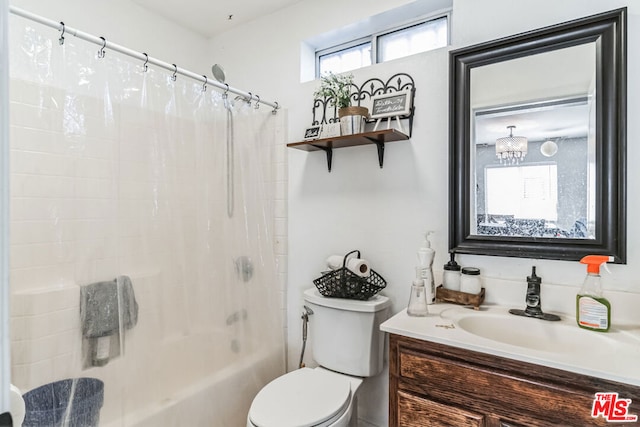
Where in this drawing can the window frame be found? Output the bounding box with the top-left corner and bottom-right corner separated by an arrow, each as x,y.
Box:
315,37 -> 372,77
315,11 -> 451,78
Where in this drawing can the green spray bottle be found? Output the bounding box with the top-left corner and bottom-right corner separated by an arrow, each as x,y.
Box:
576,255 -> 613,332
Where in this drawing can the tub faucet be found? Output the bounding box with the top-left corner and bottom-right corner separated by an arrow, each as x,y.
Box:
509,266 -> 561,321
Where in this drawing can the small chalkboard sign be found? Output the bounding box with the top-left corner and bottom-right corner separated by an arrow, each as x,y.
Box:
304,125 -> 321,140
370,90 -> 412,119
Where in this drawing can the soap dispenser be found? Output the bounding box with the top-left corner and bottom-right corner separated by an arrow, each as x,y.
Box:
442,252 -> 461,291
407,267 -> 429,317
417,231 -> 436,304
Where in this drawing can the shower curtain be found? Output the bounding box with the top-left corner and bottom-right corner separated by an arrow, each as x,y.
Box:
8,16 -> 285,426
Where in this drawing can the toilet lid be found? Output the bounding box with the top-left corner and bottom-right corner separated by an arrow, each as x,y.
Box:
249,368 -> 351,427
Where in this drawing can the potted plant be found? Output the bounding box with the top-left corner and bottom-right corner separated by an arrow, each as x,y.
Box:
314,72 -> 368,135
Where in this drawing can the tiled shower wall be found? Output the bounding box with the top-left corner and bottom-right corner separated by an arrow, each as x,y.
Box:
9,78 -> 288,393
11,79 -> 117,389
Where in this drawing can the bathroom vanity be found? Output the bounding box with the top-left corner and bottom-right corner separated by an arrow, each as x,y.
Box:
381,305 -> 640,427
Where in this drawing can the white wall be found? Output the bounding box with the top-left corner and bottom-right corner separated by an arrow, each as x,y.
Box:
210,0 -> 639,425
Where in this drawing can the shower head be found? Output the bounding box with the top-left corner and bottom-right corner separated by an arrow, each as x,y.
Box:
211,64 -> 226,83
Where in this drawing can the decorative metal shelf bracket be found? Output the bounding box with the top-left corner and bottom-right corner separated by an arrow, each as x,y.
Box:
371,139 -> 385,169
312,144 -> 333,172
314,141 -> 382,171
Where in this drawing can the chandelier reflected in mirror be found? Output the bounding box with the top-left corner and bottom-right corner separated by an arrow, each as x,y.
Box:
496,125 -> 528,164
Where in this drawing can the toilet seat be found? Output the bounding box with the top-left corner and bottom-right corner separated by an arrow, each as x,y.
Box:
248,367 -> 352,427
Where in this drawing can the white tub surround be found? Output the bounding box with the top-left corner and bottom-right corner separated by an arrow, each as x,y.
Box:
8,13 -> 286,426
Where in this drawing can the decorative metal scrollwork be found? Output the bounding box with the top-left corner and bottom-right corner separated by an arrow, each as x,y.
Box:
311,72 -> 416,136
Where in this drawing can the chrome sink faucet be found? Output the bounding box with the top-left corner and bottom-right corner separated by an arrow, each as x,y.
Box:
509,266 -> 561,321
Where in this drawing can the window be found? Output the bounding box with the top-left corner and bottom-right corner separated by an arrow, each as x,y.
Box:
485,164 -> 558,221
318,42 -> 372,76
378,17 -> 448,62
317,15 -> 448,77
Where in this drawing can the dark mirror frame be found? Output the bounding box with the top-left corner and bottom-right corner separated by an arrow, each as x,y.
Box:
449,8 -> 627,263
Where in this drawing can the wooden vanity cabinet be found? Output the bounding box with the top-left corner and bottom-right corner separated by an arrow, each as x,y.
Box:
389,334 -> 640,427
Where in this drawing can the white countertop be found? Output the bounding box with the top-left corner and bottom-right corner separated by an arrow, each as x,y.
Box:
381,303 -> 640,387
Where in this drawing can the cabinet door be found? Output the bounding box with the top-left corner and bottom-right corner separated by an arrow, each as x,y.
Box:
397,390 -> 486,427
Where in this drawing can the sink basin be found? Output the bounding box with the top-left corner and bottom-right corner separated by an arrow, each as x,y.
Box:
440,306 -> 634,354
381,303 -> 640,386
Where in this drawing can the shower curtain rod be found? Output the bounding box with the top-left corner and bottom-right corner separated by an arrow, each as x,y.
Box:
8,6 -> 280,111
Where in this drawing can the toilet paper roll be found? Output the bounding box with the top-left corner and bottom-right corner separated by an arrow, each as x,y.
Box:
10,383 -> 25,426
326,255 -> 344,270
346,258 -> 370,277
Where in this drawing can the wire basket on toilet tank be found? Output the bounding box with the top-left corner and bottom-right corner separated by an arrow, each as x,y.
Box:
313,250 -> 386,300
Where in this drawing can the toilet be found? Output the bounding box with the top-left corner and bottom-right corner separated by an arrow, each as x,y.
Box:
247,288 -> 391,427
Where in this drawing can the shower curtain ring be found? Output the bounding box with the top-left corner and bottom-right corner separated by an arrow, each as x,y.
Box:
223,83 -> 229,99
272,102 -> 279,115
142,53 -> 149,72
171,64 -> 177,81
254,95 -> 260,109
98,37 -> 106,58
58,22 -> 65,45
202,75 -> 208,92
247,92 -> 253,104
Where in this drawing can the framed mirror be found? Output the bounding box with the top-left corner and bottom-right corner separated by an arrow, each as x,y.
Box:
449,8 -> 626,262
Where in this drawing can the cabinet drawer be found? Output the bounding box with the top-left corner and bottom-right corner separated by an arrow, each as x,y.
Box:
397,390 -> 486,427
399,350 -> 603,425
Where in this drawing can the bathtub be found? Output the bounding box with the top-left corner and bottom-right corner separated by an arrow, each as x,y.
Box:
100,343 -> 284,427
11,276 -> 285,427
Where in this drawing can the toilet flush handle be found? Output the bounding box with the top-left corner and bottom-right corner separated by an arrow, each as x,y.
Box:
302,305 -> 313,340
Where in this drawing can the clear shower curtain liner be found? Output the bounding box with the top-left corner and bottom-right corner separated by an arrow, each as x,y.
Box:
8,17 -> 285,426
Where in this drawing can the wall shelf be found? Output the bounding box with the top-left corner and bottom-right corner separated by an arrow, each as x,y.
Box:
287,129 -> 409,172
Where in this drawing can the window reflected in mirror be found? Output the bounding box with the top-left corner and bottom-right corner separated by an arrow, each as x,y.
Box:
472,98 -> 596,240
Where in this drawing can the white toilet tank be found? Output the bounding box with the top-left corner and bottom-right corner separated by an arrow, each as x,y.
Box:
303,288 -> 391,377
